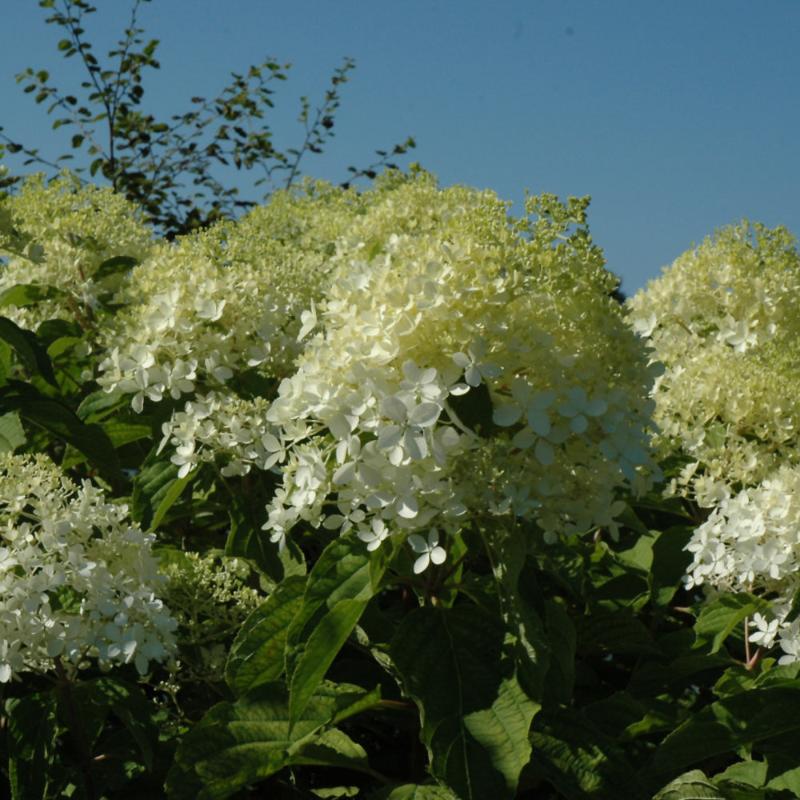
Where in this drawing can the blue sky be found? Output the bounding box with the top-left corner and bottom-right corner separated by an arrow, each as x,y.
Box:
2,1 -> 798,293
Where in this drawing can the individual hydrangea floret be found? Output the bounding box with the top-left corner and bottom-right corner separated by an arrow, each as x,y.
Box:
0,454 -> 177,681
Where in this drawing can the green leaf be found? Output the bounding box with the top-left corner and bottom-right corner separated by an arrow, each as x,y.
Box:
0,389 -> 123,487
6,692 -> 57,800
92,254 -> 138,282
36,318 -> 82,347
77,388 -> 127,421
371,785 -> 458,800
102,418 -> 153,448
0,411 -> 25,452
285,532 -> 387,726
529,707 -> 647,800
577,606 -> 660,656
715,760 -> 768,788
482,526 -> 550,699
0,316 -> 57,385
765,761 -> 800,796
543,598 -> 575,705
288,727 -> 368,769
391,605 -> 539,800
0,283 -> 64,308
46,335 -> 82,359
287,532 -> 381,646
653,770 -> 726,800
645,684 -> 800,792
131,450 -> 190,529
151,466 -> 196,530
694,593 -> 770,654
650,525 -> 693,606
226,575 -> 306,695
289,597 -> 370,728
167,682 -> 380,800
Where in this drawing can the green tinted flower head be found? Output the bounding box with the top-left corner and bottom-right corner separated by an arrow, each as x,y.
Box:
0,172 -> 153,329
629,222 -> 800,494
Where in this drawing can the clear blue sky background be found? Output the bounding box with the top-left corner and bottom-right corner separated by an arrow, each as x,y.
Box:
2,1 -> 798,294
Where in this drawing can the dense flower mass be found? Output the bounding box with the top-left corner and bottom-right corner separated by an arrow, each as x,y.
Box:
0,454 -> 176,681
685,466 -> 800,664
628,222 -> 800,493
263,176 -> 659,557
96,181 -> 369,410
0,173 -> 153,330
629,223 -> 800,663
157,391 -> 280,478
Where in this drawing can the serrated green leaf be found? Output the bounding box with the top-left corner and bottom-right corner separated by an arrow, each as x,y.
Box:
226,575 -> 306,695
653,770 -> 726,800
391,605 -> 538,800
645,684 -> 800,792
530,707 -> 647,800
694,593 -> 770,654
166,682 -> 380,800
714,760 -> 768,788
288,727 -> 368,768
765,763 -> 800,795
285,532 -> 387,726
289,597 -> 370,727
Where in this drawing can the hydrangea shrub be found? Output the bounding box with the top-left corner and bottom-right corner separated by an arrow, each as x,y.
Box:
1,169 -> 800,798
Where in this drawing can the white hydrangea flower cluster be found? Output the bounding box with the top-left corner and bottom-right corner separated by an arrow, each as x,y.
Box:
157,391 -> 281,478
0,454 -> 177,681
96,181 -> 368,411
630,223 -> 800,661
684,466 -> 800,664
628,222 -> 800,492
0,173 -> 153,329
263,178 -> 658,562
